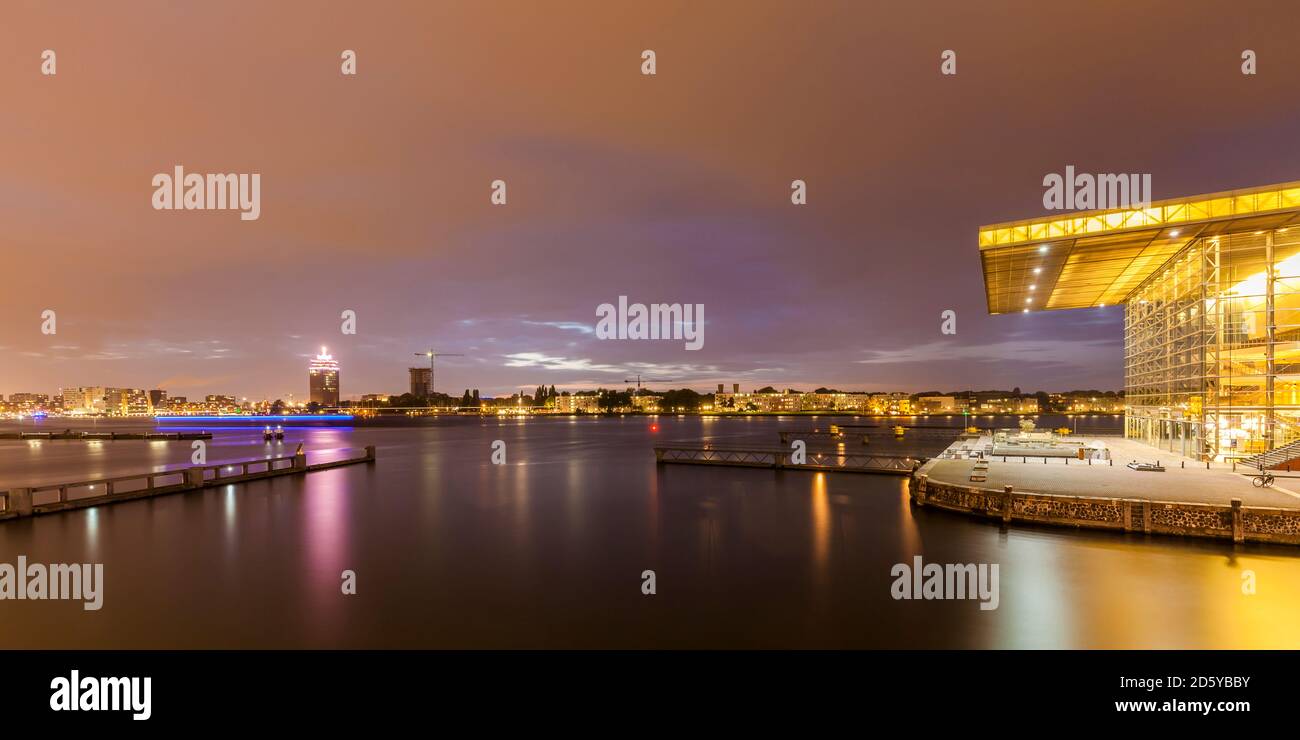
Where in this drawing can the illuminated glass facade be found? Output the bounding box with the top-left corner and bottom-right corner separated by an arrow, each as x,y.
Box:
980,181 -> 1300,461
1124,227 -> 1300,459
980,182 -> 1300,314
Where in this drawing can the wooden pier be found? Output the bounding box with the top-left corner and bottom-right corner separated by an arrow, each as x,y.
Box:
0,446 -> 375,521
0,431 -> 212,441
833,423 -> 964,437
654,445 -> 919,475
778,429 -> 870,445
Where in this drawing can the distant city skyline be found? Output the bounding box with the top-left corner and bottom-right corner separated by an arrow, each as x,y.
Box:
1,381 -> 1123,418
0,361 -> 1127,405
0,349 -> 1131,400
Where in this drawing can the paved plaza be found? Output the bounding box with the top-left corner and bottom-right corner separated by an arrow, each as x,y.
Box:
923,435 -> 1300,509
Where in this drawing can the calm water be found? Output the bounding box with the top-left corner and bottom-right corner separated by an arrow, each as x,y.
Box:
1,414 -> 1298,649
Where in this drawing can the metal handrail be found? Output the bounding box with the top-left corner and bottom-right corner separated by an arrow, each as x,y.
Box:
654,445 -> 920,472
24,453 -> 306,493
2,446 -> 375,520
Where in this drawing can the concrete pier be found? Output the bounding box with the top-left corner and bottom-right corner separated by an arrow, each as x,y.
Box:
914,436 -> 1300,545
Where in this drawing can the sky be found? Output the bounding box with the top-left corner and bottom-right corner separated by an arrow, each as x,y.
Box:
2,0 -> 1300,400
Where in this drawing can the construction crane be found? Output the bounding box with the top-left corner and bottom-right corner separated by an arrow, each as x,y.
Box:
623,374 -> 675,394
414,349 -> 464,398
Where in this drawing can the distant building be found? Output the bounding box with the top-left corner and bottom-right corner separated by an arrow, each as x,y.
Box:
8,393 -> 49,410
917,395 -> 958,413
973,397 -> 1038,414
105,388 -> 151,415
60,387 -> 107,414
868,393 -> 913,415
713,389 -> 802,412
555,392 -> 601,414
630,394 -> 661,413
800,392 -> 870,412
57,387 -> 155,415
1062,395 -> 1124,413
148,389 -> 167,411
309,348 -> 340,406
409,367 -> 432,398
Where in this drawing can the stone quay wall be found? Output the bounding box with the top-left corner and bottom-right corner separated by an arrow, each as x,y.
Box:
910,474 -> 1300,545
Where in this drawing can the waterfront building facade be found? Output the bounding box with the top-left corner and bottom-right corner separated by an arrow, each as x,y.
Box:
630,394 -> 662,413
971,397 -> 1038,415
869,393 -> 913,415
916,395 -> 959,413
55,387 -> 154,416
1054,394 -> 1125,414
104,388 -> 151,415
60,387 -> 107,414
6,393 -> 50,411
555,392 -> 601,414
800,392 -> 871,412
980,180 -> 1300,460
713,389 -> 802,412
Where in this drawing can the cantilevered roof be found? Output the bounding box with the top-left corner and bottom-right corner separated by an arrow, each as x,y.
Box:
980,180 -> 1300,314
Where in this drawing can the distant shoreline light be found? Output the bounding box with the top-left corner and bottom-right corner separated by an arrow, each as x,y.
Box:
155,414 -> 354,423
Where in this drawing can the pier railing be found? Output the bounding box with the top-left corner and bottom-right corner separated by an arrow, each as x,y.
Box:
0,445 -> 375,520
0,430 -> 212,441
912,473 -> 1300,545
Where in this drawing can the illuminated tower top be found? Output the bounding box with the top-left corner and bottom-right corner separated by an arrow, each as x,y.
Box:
309,347 -> 339,373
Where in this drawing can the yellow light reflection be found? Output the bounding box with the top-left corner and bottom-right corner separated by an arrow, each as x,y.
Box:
811,473 -> 830,575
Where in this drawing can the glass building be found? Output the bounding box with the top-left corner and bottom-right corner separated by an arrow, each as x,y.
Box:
979,181 -> 1300,461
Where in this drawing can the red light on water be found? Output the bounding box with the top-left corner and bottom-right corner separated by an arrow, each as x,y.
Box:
650,424 -> 659,432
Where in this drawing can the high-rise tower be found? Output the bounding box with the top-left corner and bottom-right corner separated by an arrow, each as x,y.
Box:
309,347 -> 340,406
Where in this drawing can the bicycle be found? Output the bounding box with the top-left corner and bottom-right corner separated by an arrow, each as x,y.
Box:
1252,472 -> 1276,488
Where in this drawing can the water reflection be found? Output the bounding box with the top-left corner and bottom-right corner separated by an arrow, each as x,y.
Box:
514,458 -> 532,547
84,507 -> 99,551
995,534 -> 1071,649
302,470 -> 352,632
811,473 -> 830,576
1,415 -> 1299,648
896,482 -> 921,553
223,486 -> 237,548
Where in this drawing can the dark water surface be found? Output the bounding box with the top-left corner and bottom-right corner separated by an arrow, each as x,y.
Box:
1,414 -> 1298,649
